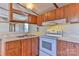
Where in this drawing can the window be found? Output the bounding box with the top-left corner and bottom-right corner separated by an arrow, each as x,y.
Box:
24,23 -> 29,32
0,22 -> 29,32
9,23 -> 29,32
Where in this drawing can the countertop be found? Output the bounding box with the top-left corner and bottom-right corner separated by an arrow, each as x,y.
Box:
41,34 -> 79,44
1,33 -> 79,44
1,35 -> 39,42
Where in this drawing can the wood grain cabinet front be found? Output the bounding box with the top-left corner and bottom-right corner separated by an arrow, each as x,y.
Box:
5,37 -> 39,56
41,13 -> 48,22
47,10 -> 56,21
31,37 -> 39,56
57,40 -> 79,56
21,37 -> 39,56
21,39 -> 32,56
55,7 -> 64,20
37,15 -> 42,26
64,3 -> 79,19
28,14 -> 37,24
5,40 -> 21,56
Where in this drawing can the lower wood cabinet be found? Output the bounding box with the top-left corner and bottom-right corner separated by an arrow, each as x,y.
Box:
21,38 -> 32,56
5,40 -> 21,56
5,37 -> 39,56
31,37 -> 39,56
57,40 -> 79,56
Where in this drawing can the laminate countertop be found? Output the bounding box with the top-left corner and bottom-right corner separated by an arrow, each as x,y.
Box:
1,35 -> 39,42
41,34 -> 79,44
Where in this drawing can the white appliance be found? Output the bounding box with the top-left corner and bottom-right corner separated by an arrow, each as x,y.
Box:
39,36 -> 57,56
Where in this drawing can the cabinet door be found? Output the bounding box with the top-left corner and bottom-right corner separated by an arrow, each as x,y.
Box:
55,7 -> 64,20
66,4 -> 79,23
5,40 -> 21,56
31,37 -> 39,56
75,43 -> 79,55
37,15 -> 42,26
47,10 -> 56,21
57,40 -> 67,56
75,3 -> 79,16
42,13 -> 48,21
21,39 -> 32,56
57,40 -> 79,56
64,3 -> 78,19
28,14 -> 37,24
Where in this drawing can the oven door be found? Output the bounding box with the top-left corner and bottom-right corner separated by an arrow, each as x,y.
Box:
40,37 -> 56,56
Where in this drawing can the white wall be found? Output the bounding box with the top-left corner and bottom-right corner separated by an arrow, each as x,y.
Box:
63,23 -> 79,37
0,23 -> 9,32
29,24 -> 37,32
38,26 -> 47,35
28,24 -> 48,35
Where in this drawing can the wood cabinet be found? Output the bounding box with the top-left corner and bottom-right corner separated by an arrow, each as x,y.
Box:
47,10 -> 56,21
37,15 -> 42,26
37,13 -> 48,26
57,40 -> 68,56
32,37 -> 39,56
5,40 -> 21,56
41,13 -> 47,22
5,37 -> 39,56
64,3 -> 79,22
57,40 -> 79,56
64,4 -> 77,19
28,14 -> 37,24
75,3 -> 79,16
21,38 -> 32,56
37,10 -> 56,25
55,7 -> 64,20
21,37 -> 39,56
37,4 -> 79,25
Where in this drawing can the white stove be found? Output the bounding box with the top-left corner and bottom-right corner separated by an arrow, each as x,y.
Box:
39,35 -> 57,56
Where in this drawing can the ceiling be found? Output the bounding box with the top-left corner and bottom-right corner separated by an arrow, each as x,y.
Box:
21,3 -> 69,15
0,3 -> 70,22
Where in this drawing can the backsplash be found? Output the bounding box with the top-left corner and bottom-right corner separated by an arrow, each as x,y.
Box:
47,24 -> 64,34
63,23 -> 79,38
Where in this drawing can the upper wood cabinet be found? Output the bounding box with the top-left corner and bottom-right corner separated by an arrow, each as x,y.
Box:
64,3 -> 79,19
55,7 -> 64,20
42,13 -> 48,21
47,10 -> 56,21
37,15 -> 43,26
28,14 -> 37,24
76,3 -> 79,14
5,40 -> 21,56
37,10 -> 56,26
37,4 -> 79,25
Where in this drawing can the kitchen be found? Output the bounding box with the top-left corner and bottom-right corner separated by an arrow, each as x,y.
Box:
0,3 -> 79,56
